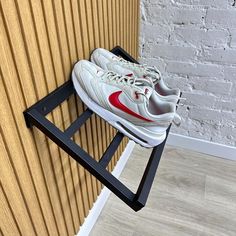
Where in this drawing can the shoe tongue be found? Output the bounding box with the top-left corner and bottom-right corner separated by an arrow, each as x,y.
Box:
139,85 -> 153,100
145,68 -> 161,84
134,77 -> 154,100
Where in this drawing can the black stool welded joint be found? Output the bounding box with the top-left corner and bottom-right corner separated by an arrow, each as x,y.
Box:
23,46 -> 172,211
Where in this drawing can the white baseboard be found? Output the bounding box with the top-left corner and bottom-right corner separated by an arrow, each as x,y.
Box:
76,141 -> 135,236
167,133 -> 236,161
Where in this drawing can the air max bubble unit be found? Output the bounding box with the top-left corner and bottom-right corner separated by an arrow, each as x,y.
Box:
72,60 -> 179,147
91,48 -> 181,104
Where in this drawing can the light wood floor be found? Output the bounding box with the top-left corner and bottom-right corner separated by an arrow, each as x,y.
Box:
90,145 -> 236,236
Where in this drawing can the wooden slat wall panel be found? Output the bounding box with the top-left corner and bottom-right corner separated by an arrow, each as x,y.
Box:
0,0 -> 140,235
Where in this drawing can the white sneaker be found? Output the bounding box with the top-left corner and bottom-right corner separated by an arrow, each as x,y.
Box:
91,48 -> 181,104
72,60 -> 179,148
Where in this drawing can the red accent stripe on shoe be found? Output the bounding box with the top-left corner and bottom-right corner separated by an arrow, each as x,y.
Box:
109,91 -> 153,122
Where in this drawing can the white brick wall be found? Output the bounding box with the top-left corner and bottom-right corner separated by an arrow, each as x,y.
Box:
140,0 -> 236,146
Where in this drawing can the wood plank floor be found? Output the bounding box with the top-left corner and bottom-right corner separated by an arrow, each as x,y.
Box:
90,145 -> 236,236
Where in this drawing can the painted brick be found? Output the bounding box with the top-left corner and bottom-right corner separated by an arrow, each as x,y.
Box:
164,74 -> 192,92
149,44 -> 197,60
230,29 -> 236,48
189,108 -> 222,123
220,125 -> 236,139
146,7 -> 205,25
206,9 -> 236,28
139,57 -> 166,72
201,48 -> 236,65
141,23 -> 170,43
214,99 -> 236,112
174,0 -> 228,8
192,79 -> 232,95
145,7 -> 173,24
183,92 -> 216,108
230,83 -> 236,97
171,8 -> 206,25
147,0 -> 173,6
166,61 -> 224,77
170,28 -> 228,47
189,130 -> 212,142
224,66 -> 236,82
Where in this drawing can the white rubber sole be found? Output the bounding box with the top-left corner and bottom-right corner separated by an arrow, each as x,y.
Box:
72,70 -> 166,148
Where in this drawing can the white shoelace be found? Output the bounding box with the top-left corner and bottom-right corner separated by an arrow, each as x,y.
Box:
104,71 -> 154,102
104,71 -> 153,88
105,71 -> 138,86
118,58 -> 161,84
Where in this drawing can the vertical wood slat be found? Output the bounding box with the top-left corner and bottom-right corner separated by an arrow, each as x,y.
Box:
107,0 -> 115,172
0,0 -> 140,235
51,0 -> 80,232
136,0 -> 141,59
95,0 -> 111,184
83,0 -> 100,198
91,0 -> 103,193
0,173 -> 22,236
77,0 -> 96,209
70,0 -> 93,219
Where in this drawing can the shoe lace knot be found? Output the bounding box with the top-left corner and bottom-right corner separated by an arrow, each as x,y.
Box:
143,66 -> 161,84
104,71 -> 153,88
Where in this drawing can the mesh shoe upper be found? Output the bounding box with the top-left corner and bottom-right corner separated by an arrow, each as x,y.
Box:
91,48 -> 181,104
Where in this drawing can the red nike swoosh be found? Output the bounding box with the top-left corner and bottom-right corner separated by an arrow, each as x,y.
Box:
108,91 -> 153,122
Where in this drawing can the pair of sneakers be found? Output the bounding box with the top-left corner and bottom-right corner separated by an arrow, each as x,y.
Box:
72,48 -> 181,148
